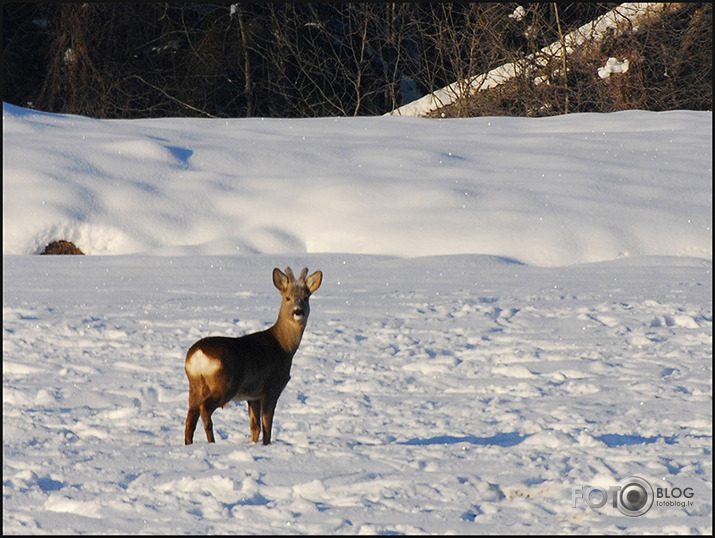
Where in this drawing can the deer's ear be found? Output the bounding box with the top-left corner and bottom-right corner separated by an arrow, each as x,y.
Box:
306,270 -> 322,293
273,268 -> 289,291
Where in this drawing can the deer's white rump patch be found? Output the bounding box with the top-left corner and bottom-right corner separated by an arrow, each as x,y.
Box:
185,350 -> 221,377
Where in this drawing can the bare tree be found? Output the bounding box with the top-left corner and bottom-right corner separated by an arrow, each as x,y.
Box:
2,3 -> 710,119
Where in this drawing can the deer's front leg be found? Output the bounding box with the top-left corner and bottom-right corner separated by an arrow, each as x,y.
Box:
261,402 -> 276,445
261,378 -> 290,445
260,392 -> 283,445
247,400 -> 262,443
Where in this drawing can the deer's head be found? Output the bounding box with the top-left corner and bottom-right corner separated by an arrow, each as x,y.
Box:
273,267 -> 322,328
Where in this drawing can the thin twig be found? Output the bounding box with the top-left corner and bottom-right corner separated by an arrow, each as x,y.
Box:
553,3 -> 570,114
129,75 -> 219,118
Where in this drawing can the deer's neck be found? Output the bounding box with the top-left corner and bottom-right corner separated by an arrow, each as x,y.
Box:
269,317 -> 305,356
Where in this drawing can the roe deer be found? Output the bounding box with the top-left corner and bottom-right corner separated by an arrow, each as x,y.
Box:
184,266 -> 322,445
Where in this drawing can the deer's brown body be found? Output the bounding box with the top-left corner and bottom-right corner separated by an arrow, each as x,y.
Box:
184,267 -> 322,445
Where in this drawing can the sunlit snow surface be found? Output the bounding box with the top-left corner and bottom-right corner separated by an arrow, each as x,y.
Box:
3,104 -> 712,533
3,104 -> 711,265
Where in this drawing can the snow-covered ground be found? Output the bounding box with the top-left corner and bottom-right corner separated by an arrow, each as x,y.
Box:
2,103 -> 712,534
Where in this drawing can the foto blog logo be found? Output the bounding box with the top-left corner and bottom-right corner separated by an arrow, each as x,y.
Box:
572,476 -> 654,517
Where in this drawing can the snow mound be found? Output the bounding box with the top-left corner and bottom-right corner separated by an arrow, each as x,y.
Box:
3,103 -> 711,265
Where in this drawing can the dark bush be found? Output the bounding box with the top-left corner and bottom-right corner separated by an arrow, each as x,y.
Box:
40,240 -> 85,255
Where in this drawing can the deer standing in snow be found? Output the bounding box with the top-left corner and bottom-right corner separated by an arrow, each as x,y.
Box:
184,267 -> 322,445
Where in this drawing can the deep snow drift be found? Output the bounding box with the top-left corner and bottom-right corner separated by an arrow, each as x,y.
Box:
2,103 -> 711,265
2,103 -> 712,534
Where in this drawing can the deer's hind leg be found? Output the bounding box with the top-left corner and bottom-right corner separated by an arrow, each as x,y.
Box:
185,405 -> 200,445
185,378 -> 207,445
199,398 -> 222,443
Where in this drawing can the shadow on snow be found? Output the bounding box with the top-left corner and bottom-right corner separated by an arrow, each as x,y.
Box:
399,431 -> 528,447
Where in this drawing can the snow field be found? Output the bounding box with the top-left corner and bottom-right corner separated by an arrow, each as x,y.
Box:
2,104 -> 711,533
3,254 -> 711,533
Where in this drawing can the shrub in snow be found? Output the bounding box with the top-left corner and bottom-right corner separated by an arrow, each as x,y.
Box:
40,240 -> 84,255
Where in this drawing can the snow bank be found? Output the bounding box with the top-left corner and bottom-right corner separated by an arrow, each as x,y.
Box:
2,103 -> 711,266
